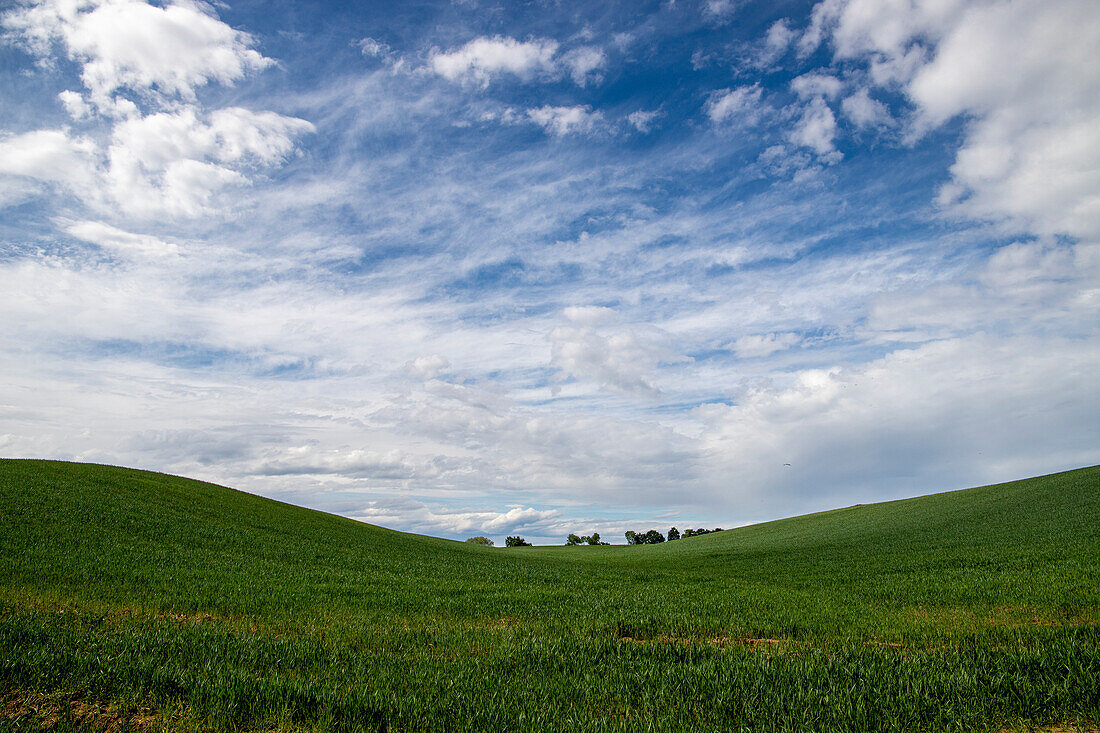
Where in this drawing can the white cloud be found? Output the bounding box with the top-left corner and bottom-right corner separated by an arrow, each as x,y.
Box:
707,84 -> 763,125
841,87 -> 891,128
550,325 -> 662,396
733,332 -> 800,358
350,499 -> 562,539
358,37 -> 391,58
748,18 -> 796,69
698,332 -> 1100,515
406,354 -> 451,379
627,109 -> 662,134
65,220 -> 179,259
797,0 -> 843,58
912,0 -> 1100,240
788,96 -> 839,157
1,0 -> 313,220
766,18 -> 795,56
3,0 -> 273,111
704,0 -> 738,20
102,106 -> 313,217
549,311 -> 688,397
562,46 -> 607,87
527,105 -> 602,137
429,36 -> 612,89
806,0 -> 1100,240
562,305 -> 618,326
430,36 -> 559,86
255,447 -> 451,481
0,128 -> 99,192
58,89 -> 90,119
790,72 -> 842,100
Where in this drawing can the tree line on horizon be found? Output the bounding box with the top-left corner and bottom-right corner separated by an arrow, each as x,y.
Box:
565,532 -> 608,545
464,526 -> 726,547
624,526 -> 725,544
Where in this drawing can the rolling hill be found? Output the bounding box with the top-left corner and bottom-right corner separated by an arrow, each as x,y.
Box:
1,459 -> 1098,731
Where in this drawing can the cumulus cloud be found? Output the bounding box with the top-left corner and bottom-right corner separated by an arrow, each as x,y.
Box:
430,35 -> 611,89
707,84 -> 764,125
406,354 -> 451,379
430,36 -> 559,86
1,103 -> 314,219
103,106 -> 314,217
527,105 -> 602,136
841,87 -> 891,128
790,72 -> 842,100
3,0 -> 272,112
805,0 -> 1100,240
561,46 -> 607,87
549,309 -> 688,397
788,96 -> 839,157
765,19 -> 795,57
0,0 -> 313,220
58,89 -> 90,119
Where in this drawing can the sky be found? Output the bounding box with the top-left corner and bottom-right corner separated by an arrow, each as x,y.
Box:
0,0 -> 1097,545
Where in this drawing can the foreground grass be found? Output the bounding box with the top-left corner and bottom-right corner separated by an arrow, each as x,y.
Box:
1,460 -> 1098,731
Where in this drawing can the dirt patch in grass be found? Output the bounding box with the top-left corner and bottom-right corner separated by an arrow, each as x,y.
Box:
108,607 -> 221,625
488,616 -> 520,629
2,690 -> 177,732
617,634 -> 796,648
999,725 -> 1100,733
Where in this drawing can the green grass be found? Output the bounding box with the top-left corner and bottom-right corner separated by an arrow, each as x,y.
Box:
1,459 -> 1098,732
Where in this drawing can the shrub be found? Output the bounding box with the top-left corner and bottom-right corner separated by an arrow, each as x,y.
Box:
465,536 -> 494,546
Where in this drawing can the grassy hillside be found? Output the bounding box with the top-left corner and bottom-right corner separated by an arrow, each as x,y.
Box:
1,459 -> 1098,732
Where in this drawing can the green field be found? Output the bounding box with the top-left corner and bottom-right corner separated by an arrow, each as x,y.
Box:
1,459 -> 1098,732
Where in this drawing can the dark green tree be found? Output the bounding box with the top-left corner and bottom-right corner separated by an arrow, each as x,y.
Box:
505,535 -> 530,547
667,527 -> 680,541
586,532 -> 601,545
566,533 -> 582,546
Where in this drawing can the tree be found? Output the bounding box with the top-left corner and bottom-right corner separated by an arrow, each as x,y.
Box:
505,535 -> 531,547
624,530 -> 638,545
643,529 -> 665,544
586,532 -> 601,545
667,527 -> 680,541
566,533 -> 583,546
465,536 -> 494,546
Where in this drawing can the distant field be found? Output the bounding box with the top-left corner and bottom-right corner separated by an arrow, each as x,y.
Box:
1,459 -> 1098,732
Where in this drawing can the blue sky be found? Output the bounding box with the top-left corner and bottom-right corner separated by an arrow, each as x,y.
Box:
1,0 -> 1097,544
